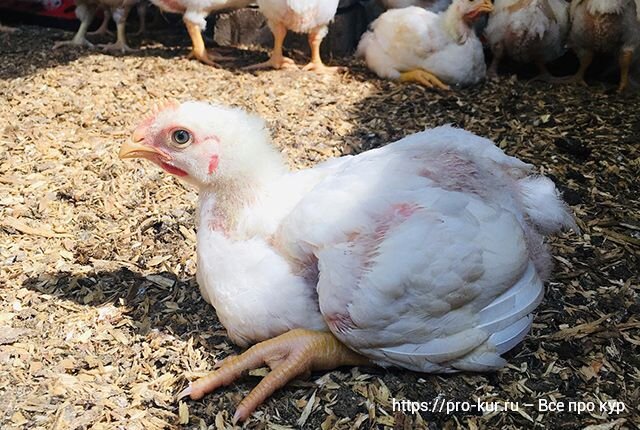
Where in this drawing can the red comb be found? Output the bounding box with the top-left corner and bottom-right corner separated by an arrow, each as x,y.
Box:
141,100 -> 180,126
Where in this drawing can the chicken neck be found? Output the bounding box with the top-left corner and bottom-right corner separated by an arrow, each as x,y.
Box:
441,4 -> 474,44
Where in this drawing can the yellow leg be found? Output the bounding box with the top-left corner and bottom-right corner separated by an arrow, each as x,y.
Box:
177,329 -> 369,423
302,26 -> 341,73
184,20 -> 216,65
618,50 -> 633,93
245,21 -> 297,70
400,69 -> 450,90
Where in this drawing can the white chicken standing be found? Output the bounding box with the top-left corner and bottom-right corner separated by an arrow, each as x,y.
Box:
485,0 -> 570,79
53,0 -> 140,51
564,0 -> 640,92
149,0 -> 252,65
248,0 -> 340,72
357,0 -> 493,90
120,101 -> 576,423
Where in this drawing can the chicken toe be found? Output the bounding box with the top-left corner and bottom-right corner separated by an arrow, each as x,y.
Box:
177,329 -> 369,423
246,21 -> 299,71
400,69 -> 450,90
184,21 -> 221,66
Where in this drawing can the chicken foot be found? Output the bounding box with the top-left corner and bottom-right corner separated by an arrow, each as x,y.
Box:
184,20 -> 233,66
245,21 -> 298,70
302,26 -> 341,73
53,4 -> 97,49
177,329 -> 369,423
88,9 -> 113,36
551,50 -> 593,87
400,69 -> 450,90
98,7 -> 134,52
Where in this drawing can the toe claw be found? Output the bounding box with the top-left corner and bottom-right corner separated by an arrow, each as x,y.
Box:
177,384 -> 192,400
232,409 -> 243,425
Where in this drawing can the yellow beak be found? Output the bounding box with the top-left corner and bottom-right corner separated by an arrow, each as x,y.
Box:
119,139 -> 162,160
476,0 -> 494,14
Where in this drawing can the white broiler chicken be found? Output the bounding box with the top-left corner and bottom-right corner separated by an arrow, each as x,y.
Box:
150,0 -> 252,65
120,101 -> 576,423
485,0 -> 570,79
357,0 -> 493,90
53,0 -> 139,51
565,0 -> 640,92
248,0 -> 340,72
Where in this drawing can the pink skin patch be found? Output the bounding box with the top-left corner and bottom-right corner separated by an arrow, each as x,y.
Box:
393,203 -> 419,218
208,154 -> 219,175
374,203 -> 421,240
160,162 -> 188,177
325,313 -> 355,335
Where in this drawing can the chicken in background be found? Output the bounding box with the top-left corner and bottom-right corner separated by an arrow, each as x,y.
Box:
562,0 -> 640,92
357,0 -> 493,90
149,0 -> 252,65
378,0 -> 489,35
247,0 -> 341,72
120,101 -> 576,422
53,0 -> 140,51
379,0 -> 451,12
485,0 -> 570,80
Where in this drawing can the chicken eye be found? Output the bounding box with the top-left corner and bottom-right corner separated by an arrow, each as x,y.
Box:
171,129 -> 192,147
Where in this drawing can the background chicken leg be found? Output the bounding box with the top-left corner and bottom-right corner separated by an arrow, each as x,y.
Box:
184,20 -> 233,66
88,9 -> 113,36
302,25 -> 339,73
178,329 -> 370,423
245,21 -> 297,70
618,49 -> 633,93
98,6 -> 134,52
53,4 -> 97,48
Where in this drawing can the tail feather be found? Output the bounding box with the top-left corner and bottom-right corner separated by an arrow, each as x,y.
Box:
518,176 -> 578,234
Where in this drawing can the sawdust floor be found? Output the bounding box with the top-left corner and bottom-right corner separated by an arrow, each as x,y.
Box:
1,25 -> 639,430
